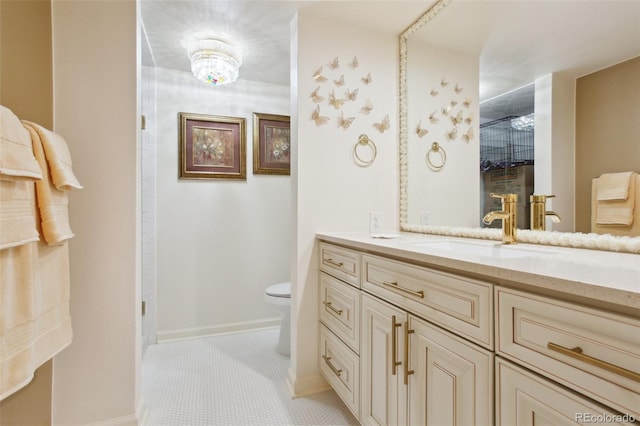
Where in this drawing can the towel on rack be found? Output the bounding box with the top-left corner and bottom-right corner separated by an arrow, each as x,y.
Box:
1,233 -> 73,400
21,121 -> 82,191
0,106 -> 43,181
0,180 -> 40,249
22,124 -> 75,245
595,172 -> 637,225
595,171 -> 634,201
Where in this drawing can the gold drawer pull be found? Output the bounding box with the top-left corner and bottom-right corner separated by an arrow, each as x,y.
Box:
322,355 -> 342,377
382,281 -> 425,299
547,342 -> 640,382
391,315 -> 402,375
325,258 -> 344,268
322,301 -> 343,315
404,321 -> 415,385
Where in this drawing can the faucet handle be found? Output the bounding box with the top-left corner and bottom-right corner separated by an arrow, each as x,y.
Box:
490,193 -> 518,203
530,194 -> 555,203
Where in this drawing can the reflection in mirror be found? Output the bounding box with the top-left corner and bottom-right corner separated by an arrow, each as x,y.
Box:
399,0 -> 640,252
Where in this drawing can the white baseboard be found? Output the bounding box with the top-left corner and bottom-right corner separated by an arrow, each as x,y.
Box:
82,413 -> 138,426
286,367 -> 330,398
156,318 -> 281,343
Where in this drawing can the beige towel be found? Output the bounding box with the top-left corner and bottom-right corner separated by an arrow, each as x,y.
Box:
0,180 -> 40,249
22,125 -> 75,245
596,172 -> 636,225
596,171 -> 634,201
21,121 -> 82,191
1,234 -> 73,400
0,106 -> 43,181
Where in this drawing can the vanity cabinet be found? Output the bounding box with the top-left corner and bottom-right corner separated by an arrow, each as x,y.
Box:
317,239 -> 639,425
496,287 -> 640,419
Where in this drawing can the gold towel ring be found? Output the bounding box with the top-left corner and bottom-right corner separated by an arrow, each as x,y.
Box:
426,142 -> 446,171
353,134 -> 377,167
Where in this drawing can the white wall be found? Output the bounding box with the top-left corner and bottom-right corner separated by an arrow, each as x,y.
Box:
534,73 -> 576,232
51,0 -> 140,424
406,41 -> 480,227
289,12 -> 399,395
154,68 -> 291,340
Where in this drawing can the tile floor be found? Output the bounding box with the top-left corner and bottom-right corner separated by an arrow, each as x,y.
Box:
142,328 -> 359,426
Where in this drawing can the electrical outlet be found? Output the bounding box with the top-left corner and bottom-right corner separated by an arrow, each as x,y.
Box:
370,211 -> 383,234
420,210 -> 431,225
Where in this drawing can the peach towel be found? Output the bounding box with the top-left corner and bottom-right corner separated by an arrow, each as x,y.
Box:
0,106 -> 42,181
595,172 -> 637,225
0,180 -> 40,249
21,121 -> 82,191
22,124 -> 75,245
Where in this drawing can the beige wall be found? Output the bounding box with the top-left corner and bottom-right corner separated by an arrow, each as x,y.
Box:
0,1 -> 53,424
575,57 -> 640,233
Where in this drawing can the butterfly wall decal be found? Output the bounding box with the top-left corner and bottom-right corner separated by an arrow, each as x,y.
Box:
311,105 -> 330,126
313,66 -> 327,82
360,99 -> 373,115
441,105 -> 452,116
416,121 -> 429,138
310,86 -> 325,103
450,100 -> 458,107
450,111 -> 463,125
328,90 -> 345,109
465,114 -> 473,125
463,97 -> 472,108
430,88 -> 439,97
462,127 -> 473,142
334,75 -> 345,87
337,111 -> 355,130
348,56 -> 359,69
361,72 -> 372,85
345,88 -> 359,102
454,83 -> 464,94
440,78 -> 450,87
373,114 -> 390,133
446,127 -> 458,141
327,57 -> 339,70
429,110 -> 439,124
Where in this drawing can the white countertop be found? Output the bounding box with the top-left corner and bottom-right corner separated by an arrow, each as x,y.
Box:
317,232 -> 640,312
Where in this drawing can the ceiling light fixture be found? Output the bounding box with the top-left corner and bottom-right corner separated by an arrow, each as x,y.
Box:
187,38 -> 242,86
511,113 -> 535,131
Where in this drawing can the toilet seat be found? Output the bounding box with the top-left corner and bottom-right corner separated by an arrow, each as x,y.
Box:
265,282 -> 291,298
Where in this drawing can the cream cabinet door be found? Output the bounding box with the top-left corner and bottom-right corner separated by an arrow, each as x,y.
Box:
408,315 -> 494,426
496,358 -> 632,425
361,293 -> 407,426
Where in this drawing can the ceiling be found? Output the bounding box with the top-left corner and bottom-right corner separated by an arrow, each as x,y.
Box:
140,0 -> 432,86
141,1 -> 640,120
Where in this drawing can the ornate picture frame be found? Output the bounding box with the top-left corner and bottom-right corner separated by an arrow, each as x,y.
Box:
179,112 -> 246,180
252,113 -> 290,175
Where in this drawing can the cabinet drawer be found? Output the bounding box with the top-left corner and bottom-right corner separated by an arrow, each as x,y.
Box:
362,254 -> 493,349
496,287 -> 640,418
319,323 -> 360,419
319,242 -> 361,288
496,358 -> 632,425
319,272 -> 360,353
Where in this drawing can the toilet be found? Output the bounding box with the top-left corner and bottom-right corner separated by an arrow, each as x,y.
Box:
264,282 -> 291,356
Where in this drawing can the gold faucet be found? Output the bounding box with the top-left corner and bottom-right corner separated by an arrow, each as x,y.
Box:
530,194 -> 561,231
483,193 -> 518,244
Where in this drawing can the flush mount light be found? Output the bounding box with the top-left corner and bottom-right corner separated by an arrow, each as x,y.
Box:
187,38 -> 242,85
511,112 -> 535,131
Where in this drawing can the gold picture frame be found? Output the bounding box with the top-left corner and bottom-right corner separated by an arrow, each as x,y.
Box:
252,112 -> 290,175
179,112 -> 246,180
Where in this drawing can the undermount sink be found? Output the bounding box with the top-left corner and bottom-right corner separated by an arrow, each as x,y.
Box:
410,239 -> 556,259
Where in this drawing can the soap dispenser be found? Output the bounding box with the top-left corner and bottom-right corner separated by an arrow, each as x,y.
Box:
530,194 -> 561,231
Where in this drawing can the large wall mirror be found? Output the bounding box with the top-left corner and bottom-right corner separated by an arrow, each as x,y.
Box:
399,0 -> 640,253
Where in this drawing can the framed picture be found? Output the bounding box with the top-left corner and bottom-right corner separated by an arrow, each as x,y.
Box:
179,112 -> 246,180
252,113 -> 290,175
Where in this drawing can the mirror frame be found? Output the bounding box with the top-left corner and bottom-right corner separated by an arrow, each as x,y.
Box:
398,0 -> 640,254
